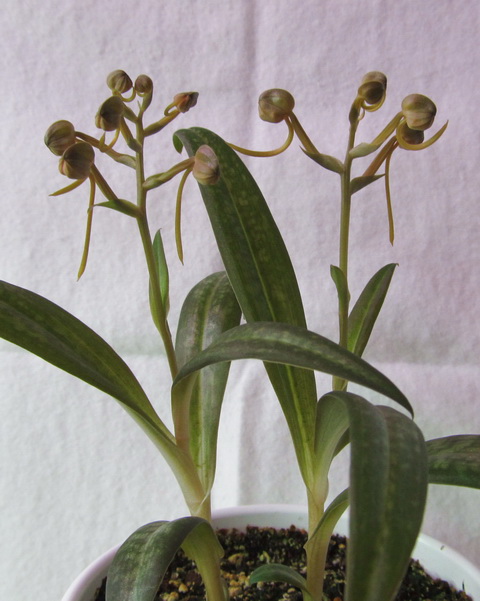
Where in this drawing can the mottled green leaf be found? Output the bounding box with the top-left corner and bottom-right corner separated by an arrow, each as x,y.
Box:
174,127 -> 318,487
106,518 -> 226,601
173,322 -> 413,415
348,264 -> 396,357
427,435 -> 480,488
174,272 -> 241,494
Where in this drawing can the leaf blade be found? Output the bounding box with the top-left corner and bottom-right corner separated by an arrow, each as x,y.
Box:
174,127 -> 318,485
173,322 -> 412,415
174,272 -> 241,494
427,435 -> 480,488
348,264 -> 397,357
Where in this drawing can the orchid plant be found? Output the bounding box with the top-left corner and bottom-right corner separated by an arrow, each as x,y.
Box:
1,70 -> 479,601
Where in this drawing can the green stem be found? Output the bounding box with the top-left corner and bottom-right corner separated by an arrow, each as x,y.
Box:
333,118 -> 358,390
135,118 -> 178,379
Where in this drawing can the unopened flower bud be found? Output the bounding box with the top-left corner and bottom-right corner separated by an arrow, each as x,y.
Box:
358,71 -> 387,106
401,94 -> 437,131
397,122 -> 424,145
44,120 -> 76,156
258,89 -> 295,123
107,70 -> 133,94
95,96 -> 125,131
173,92 -> 199,113
192,145 -> 219,185
135,74 -> 153,95
58,142 -> 95,179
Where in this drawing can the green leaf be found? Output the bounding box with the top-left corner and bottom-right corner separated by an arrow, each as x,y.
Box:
106,518 -> 226,601
0,281 -> 166,431
149,230 -> 170,326
174,272 -> 241,494
427,435 -> 480,488
350,174 -> 384,195
174,127 -> 318,487
301,148 -> 344,174
249,563 -> 310,596
173,322 -> 413,415
330,265 -> 350,333
338,395 -> 428,601
348,264 -> 396,357
304,488 -> 349,601
0,281 -> 207,499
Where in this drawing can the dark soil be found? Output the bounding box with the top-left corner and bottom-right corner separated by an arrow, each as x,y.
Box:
93,525 -> 472,601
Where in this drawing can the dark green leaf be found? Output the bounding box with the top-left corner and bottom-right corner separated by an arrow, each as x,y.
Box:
106,518 -> 225,601
174,272 -> 241,494
0,281 -> 196,476
173,322 -> 413,416
427,435 -> 480,488
301,148 -> 344,174
174,127 -> 318,486
342,396 -> 428,601
348,264 -> 396,357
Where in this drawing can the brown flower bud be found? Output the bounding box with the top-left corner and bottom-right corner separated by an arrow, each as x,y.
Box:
135,74 -> 153,95
397,122 -> 425,145
58,142 -> 95,179
173,92 -> 199,113
107,70 -> 133,94
192,145 -> 220,185
44,120 -> 77,156
401,94 -> 437,131
357,71 -> 387,106
95,96 -> 125,131
258,89 -> 295,123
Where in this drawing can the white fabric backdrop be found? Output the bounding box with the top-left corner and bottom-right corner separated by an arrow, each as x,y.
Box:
1,1 -> 479,600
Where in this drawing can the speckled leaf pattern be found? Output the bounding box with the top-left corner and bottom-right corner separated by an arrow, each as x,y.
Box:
327,394 -> 428,601
173,322 -> 413,416
347,264 -> 397,358
106,518 -> 225,601
175,127 -> 318,487
0,280 -> 171,438
427,434 -> 480,488
174,272 -> 241,494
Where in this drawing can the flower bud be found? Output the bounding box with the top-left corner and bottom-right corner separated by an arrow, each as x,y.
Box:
58,142 -> 95,180
192,145 -> 219,185
397,121 -> 424,145
95,96 -> 125,131
401,94 -> 437,131
135,74 -> 153,95
173,92 -> 199,113
44,120 -> 76,156
357,71 -> 387,106
107,70 -> 133,94
258,89 -> 295,123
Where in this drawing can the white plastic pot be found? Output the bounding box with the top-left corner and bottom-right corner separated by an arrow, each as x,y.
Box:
61,505 -> 480,601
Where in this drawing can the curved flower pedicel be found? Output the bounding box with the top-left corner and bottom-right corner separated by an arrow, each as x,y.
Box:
361,92 -> 448,243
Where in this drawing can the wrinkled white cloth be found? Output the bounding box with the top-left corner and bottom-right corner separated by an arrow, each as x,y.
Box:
1,1 -> 479,599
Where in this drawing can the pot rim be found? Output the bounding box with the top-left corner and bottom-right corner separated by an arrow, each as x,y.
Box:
61,504 -> 480,601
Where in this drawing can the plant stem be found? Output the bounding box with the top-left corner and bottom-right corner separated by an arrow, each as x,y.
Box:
135,119 -> 178,379
333,119 -> 358,390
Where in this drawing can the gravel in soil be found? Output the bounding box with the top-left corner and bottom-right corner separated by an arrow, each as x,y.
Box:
94,525 -> 472,601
